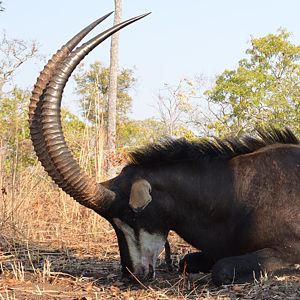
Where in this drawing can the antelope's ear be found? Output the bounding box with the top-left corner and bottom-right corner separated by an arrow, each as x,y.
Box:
129,179 -> 152,212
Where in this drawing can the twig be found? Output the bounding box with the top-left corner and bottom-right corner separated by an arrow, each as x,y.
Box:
125,267 -> 152,291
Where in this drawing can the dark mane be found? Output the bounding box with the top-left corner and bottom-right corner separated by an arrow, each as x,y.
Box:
128,128 -> 299,166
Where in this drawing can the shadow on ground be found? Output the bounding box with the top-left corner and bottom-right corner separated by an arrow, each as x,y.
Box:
0,236 -> 299,299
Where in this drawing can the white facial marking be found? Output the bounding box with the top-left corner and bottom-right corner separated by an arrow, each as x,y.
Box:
113,218 -> 166,277
139,229 -> 166,273
113,218 -> 140,268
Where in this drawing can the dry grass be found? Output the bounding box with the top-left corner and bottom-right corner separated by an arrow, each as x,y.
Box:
0,229 -> 299,300
0,165 -> 299,299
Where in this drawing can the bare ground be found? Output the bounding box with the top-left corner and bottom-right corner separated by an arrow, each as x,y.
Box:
0,230 -> 299,300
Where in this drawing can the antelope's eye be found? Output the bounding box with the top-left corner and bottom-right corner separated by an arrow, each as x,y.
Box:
122,209 -> 136,227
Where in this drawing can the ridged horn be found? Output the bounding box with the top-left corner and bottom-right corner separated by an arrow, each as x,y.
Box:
29,12 -> 113,193
39,13 -> 150,214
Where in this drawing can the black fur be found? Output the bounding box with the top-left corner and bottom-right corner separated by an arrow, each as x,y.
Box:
128,127 -> 299,166
109,127 -> 300,285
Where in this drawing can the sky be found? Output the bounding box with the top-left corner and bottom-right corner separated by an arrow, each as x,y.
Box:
2,0 -> 300,119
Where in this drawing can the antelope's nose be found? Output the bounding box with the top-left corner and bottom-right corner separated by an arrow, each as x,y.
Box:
135,264 -> 155,280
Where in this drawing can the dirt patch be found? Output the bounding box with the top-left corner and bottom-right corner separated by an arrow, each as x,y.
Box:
0,232 -> 299,299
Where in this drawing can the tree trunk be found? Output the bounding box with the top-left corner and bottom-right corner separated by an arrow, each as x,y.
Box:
106,0 -> 122,177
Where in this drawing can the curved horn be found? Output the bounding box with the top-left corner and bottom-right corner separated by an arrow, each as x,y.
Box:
39,13 -> 150,214
29,12 -> 113,192
29,12 -> 113,124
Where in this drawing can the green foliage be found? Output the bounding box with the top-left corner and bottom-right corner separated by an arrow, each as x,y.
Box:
0,87 -> 33,169
117,119 -> 166,148
205,29 -> 300,136
74,61 -> 136,125
0,33 -> 41,188
0,88 -> 87,173
117,118 -> 197,149
61,109 -> 86,159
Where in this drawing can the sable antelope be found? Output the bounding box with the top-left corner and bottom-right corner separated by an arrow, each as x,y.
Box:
29,13 -> 300,285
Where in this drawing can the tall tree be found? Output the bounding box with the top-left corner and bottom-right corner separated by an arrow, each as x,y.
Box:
74,61 -> 135,125
106,0 -> 122,176
74,60 -> 135,180
204,29 -> 300,137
